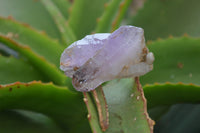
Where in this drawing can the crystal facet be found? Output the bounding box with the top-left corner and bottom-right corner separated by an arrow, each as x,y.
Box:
60,26 -> 154,92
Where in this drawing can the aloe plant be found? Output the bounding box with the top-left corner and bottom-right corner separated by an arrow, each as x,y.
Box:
0,0 -> 200,132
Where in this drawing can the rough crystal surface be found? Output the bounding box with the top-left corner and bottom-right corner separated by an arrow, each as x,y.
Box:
60,26 -> 154,92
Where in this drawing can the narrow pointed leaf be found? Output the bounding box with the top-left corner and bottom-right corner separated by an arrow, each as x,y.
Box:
111,0 -> 133,31
51,0 -> 71,19
95,0 -> 122,33
83,92 -> 103,133
68,0 -> 108,39
41,0 -> 76,45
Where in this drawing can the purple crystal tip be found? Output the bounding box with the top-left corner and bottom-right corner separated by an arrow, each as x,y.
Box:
60,25 -> 154,92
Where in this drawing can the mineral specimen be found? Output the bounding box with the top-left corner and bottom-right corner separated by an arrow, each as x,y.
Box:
60,26 -> 154,92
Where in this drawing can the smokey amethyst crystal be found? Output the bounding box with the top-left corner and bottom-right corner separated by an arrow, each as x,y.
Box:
60,26 -> 154,92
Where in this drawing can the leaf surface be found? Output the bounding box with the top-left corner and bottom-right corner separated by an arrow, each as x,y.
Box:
0,17 -> 64,67
86,78 -> 154,133
130,0 -> 200,40
144,83 -> 200,108
141,37 -> 200,85
0,0 -> 62,41
0,110 -> 64,133
0,81 -> 90,132
68,0 -> 108,39
103,78 -> 154,133
140,37 -> 200,132
0,35 -> 67,86
41,0 -> 76,45
0,56 -> 46,84
154,104 -> 200,133
51,0 -> 71,20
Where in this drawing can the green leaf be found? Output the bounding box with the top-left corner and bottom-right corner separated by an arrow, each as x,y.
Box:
86,78 -> 154,133
83,92 -> 103,133
0,55 -> 46,84
0,110 -> 64,133
68,0 -> 108,39
130,0 -> 200,40
148,106 -> 170,121
0,35 -> 67,86
41,0 -> 76,45
154,104 -> 200,133
51,0 -> 71,20
0,17 -> 64,67
141,37 -> 200,85
111,0 -> 133,31
95,0 -> 122,33
0,81 -> 90,132
103,78 -> 154,132
144,83 -> 200,108
139,37 -> 200,132
0,0 -> 62,41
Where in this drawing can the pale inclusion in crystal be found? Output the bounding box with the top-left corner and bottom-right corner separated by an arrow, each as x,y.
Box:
60,25 -> 154,92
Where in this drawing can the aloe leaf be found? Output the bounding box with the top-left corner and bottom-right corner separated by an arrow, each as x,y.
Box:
92,87 -> 109,131
154,104 -> 200,133
104,78 -> 154,132
0,35 -> 67,86
0,110 -> 64,133
144,83 -> 200,108
0,81 -> 90,132
95,0 -> 122,33
0,17 -> 64,67
130,0 -> 200,40
95,0 -> 133,32
83,92 -> 103,133
41,0 -> 76,45
0,0 -> 62,41
139,37 -> 200,132
86,78 -> 154,133
0,55 -> 46,84
141,37 -> 200,85
51,0 -> 71,19
148,106 -> 170,121
68,0 -> 107,39
111,0 -> 133,31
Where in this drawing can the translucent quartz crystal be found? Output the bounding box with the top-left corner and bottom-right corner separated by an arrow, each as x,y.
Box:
60,26 -> 154,92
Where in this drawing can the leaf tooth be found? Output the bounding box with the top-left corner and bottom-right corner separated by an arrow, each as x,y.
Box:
177,82 -> 184,85
184,33 -> 189,37
104,3 -> 109,8
96,17 -> 100,23
154,82 -> 160,85
68,6 -> 73,14
165,81 -> 171,84
156,37 -> 162,41
146,40 -> 153,45
168,34 -> 173,38
144,82 -> 200,88
7,15 -> 14,20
